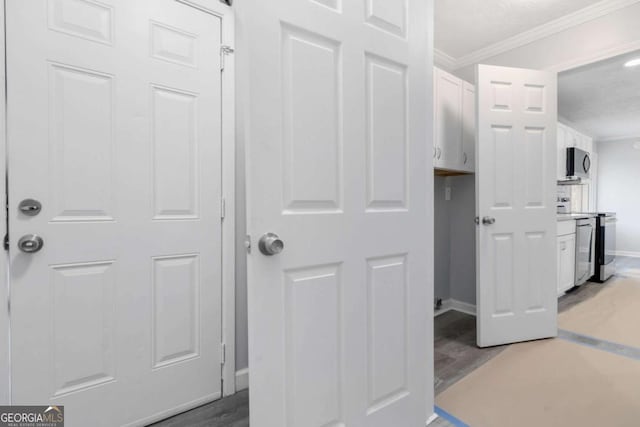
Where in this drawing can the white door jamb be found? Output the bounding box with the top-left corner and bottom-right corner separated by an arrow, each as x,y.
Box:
177,0 -> 238,397
0,0 -> 9,406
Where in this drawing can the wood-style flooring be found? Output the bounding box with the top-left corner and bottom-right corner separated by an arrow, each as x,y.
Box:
150,257 -> 640,426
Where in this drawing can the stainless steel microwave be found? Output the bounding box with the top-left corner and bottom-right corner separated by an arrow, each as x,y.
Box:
566,147 -> 591,179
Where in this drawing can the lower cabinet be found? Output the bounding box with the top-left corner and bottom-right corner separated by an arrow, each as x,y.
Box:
557,231 -> 576,296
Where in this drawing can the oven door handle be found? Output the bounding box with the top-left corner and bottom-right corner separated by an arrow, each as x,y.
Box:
588,225 -> 594,263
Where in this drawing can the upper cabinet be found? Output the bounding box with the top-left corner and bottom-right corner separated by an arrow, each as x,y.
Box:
557,122 -> 594,181
434,67 -> 475,173
461,82 -> 475,173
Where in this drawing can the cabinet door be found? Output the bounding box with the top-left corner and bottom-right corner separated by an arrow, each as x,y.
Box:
462,82 -> 475,172
557,123 -> 567,180
566,127 -> 578,148
434,68 -> 462,169
557,233 -> 576,295
583,135 -> 593,154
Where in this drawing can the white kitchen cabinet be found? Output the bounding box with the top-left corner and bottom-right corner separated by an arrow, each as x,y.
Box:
557,221 -> 576,296
566,127 -> 579,148
434,67 -> 463,169
461,82 -> 475,172
434,67 -> 475,173
557,124 -> 568,180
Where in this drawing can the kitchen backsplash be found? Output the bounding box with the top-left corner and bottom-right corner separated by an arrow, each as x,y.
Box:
557,184 -> 590,213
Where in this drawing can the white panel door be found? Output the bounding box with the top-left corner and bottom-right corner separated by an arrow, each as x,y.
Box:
476,65 -> 558,347
241,0 -> 433,426
7,1 -> 223,426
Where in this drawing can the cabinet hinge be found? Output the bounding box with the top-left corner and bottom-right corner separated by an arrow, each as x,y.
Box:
220,343 -> 226,365
220,45 -> 235,72
220,198 -> 226,220
3,233 -> 8,251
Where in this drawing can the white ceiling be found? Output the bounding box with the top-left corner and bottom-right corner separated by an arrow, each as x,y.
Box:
559,49 -> 640,141
435,0 -> 603,59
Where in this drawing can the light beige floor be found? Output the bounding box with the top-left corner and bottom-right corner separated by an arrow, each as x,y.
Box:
559,277 -> 640,348
436,338 -> 640,427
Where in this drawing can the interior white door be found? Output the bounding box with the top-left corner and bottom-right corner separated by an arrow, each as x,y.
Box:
241,0 -> 433,426
476,64 -> 558,348
7,1 -> 223,425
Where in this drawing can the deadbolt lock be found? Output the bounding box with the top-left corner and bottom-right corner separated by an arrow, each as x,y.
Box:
19,199 -> 42,216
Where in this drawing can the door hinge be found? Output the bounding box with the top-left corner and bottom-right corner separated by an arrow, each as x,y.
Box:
220,343 -> 226,365
220,198 -> 226,220
221,45 -> 235,72
3,233 -> 8,251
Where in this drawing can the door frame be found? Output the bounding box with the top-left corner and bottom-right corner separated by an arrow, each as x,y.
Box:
0,0 -> 238,403
0,0 -> 8,406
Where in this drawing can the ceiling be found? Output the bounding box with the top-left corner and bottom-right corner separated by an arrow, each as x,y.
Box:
435,0 -> 604,63
559,49 -> 640,141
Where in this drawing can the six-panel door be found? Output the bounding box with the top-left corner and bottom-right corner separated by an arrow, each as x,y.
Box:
7,1 -> 224,425
242,0 -> 433,425
476,64 -> 558,348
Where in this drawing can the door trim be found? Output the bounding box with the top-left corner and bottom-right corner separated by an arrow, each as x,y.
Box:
0,0 -> 9,406
0,0 -> 238,404
168,0 -> 239,399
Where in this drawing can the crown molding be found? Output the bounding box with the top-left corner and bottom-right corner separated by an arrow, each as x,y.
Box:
442,0 -> 640,70
434,48 -> 456,71
597,133 -> 640,142
548,39 -> 640,72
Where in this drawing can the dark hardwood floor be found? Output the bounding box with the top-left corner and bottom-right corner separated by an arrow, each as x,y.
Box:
149,390 -> 249,427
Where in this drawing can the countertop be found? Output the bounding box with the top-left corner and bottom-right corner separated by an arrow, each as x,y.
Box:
557,213 -> 597,222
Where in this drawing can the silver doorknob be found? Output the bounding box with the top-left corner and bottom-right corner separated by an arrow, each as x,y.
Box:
258,233 -> 284,256
482,216 -> 496,225
17,234 -> 44,253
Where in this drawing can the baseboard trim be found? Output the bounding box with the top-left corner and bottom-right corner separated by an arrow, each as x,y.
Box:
616,251 -> 640,258
235,368 -> 249,391
434,299 -> 476,317
426,412 -> 439,425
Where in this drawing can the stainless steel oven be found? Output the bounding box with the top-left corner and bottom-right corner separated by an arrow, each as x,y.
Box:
593,213 -> 616,282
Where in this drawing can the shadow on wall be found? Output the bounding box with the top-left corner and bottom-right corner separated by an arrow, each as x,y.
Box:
434,174 -> 476,307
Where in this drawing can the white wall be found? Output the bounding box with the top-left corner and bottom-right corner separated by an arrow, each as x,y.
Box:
433,175 -> 476,307
597,139 -> 640,256
448,176 -> 476,305
234,9 -> 249,375
453,2 -> 640,82
434,177 -> 451,302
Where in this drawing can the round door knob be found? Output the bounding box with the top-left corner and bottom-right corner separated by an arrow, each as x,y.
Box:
18,234 -> 44,253
482,216 -> 496,225
258,233 -> 284,256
